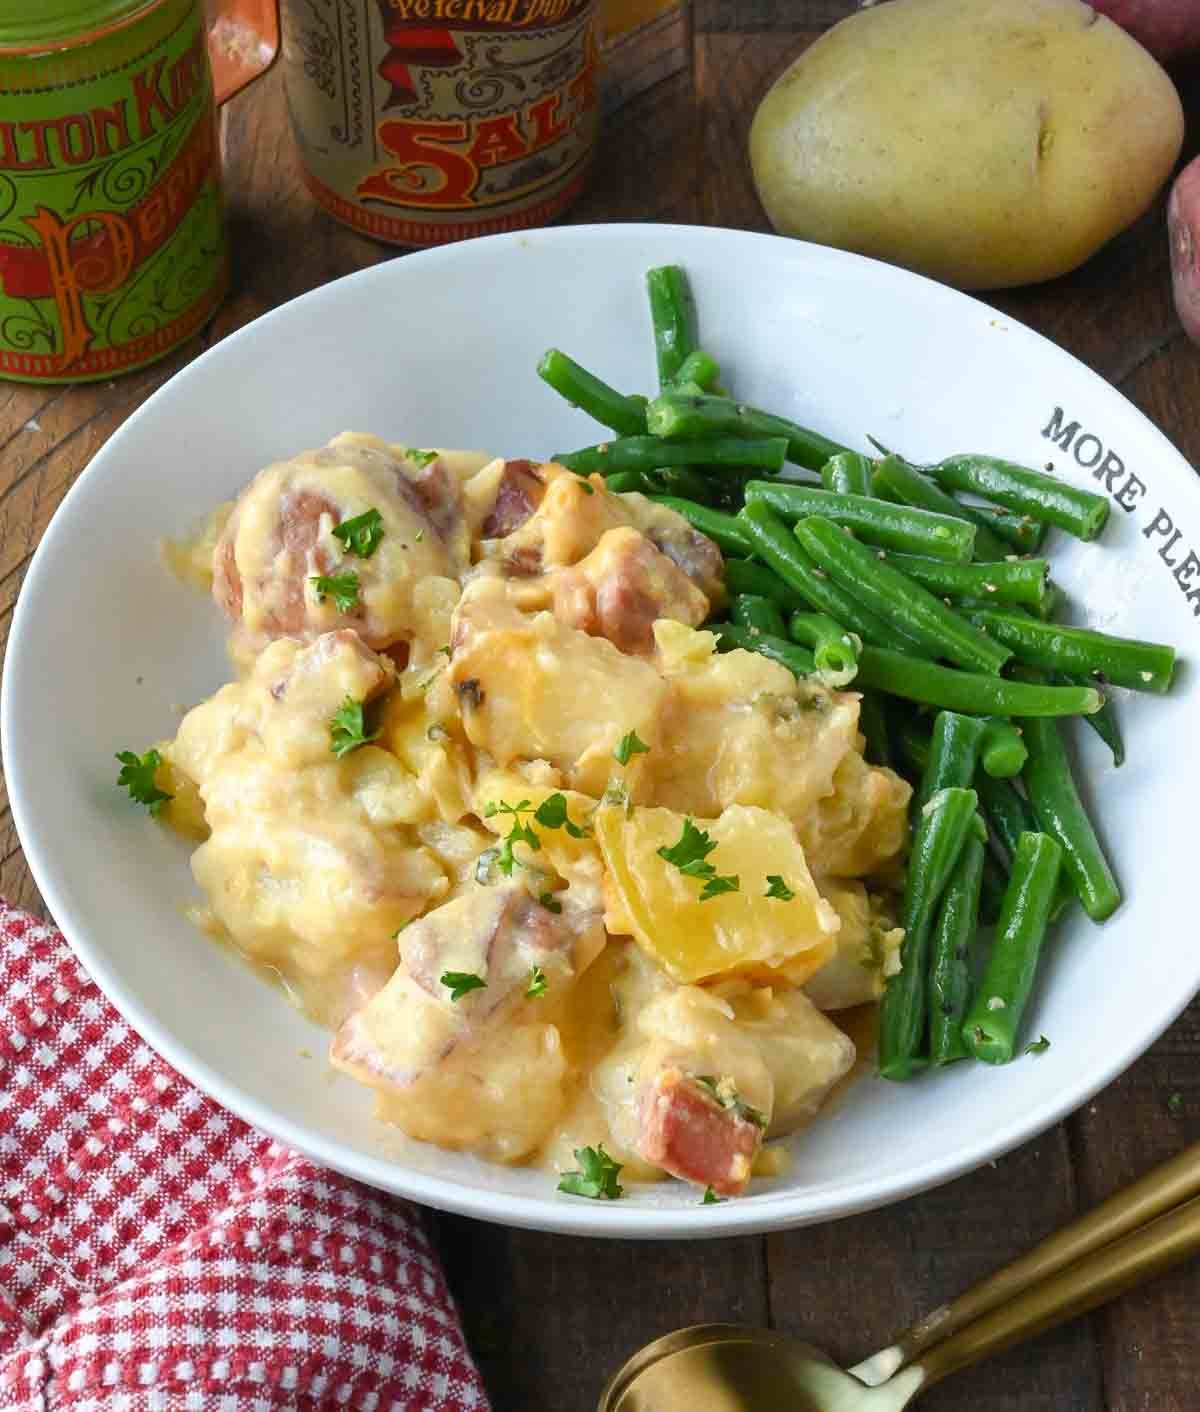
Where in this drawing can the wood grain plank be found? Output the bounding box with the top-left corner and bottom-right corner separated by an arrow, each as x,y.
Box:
431,1213 -> 769,1412
694,31 -> 803,231
694,0 -> 858,33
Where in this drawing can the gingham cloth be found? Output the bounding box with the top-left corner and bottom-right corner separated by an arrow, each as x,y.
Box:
0,902 -> 491,1412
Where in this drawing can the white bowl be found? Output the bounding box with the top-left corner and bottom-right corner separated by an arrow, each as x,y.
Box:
4,225 -> 1198,1238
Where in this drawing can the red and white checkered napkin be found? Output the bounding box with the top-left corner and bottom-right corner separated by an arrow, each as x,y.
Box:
0,902 -> 491,1412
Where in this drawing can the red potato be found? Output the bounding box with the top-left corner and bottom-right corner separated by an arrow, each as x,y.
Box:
1168,155 -> 1200,343
1089,0 -> 1200,62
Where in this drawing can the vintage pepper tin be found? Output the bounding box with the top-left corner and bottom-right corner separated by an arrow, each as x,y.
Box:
281,0 -> 600,247
0,0 -> 227,383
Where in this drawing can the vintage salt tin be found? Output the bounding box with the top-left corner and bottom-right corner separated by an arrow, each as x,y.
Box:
281,0 -> 600,246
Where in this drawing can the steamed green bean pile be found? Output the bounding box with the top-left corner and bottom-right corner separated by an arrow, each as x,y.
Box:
537,264 -> 1179,1078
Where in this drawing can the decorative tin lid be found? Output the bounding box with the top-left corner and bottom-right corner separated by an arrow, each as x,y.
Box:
0,0 -> 159,54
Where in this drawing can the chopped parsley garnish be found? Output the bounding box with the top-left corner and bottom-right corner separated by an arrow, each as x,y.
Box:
533,792 -> 590,838
1025,1035 -> 1051,1056
115,748 -> 172,815
701,1186 -> 724,1205
483,799 -> 542,875
309,571 -> 360,613
527,964 -> 548,998
764,875 -> 795,901
657,817 -> 739,903
403,446 -> 438,468
414,528 -> 424,543
557,1144 -> 623,1200
1168,1091 -> 1185,1116
700,874 -> 740,901
329,695 -> 379,758
613,730 -> 650,766
441,971 -> 487,1002
538,893 -> 562,916
483,794 -> 591,875
331,507 -> 384,558
696,1075 -> 768,1131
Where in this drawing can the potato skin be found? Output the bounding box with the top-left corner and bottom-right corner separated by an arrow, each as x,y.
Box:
749,0 -> 1184,290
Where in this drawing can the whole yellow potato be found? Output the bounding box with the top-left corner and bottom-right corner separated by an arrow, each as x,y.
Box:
749,0 -> 1184,290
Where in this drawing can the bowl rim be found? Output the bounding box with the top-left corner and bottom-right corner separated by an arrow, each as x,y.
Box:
5,221 -> 1199,1238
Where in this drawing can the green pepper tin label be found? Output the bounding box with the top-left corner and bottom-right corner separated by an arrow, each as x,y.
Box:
0,0 -> 226,383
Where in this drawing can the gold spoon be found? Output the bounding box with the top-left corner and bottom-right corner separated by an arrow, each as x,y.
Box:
600,1142 -> 1200,1411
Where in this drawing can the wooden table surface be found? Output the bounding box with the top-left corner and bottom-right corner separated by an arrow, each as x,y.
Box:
3,2 -> 1199,1408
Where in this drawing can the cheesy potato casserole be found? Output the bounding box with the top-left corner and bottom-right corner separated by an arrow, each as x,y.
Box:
155,433 -> 910,1199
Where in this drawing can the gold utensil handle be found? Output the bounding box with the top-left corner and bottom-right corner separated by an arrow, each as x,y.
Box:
913,1191 -> 1200,1389
853,1140 -> 1200,1383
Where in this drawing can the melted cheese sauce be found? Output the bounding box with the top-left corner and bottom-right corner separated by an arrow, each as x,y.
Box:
160,436 -> 910,1194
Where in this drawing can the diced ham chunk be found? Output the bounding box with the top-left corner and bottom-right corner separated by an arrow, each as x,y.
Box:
481,459 -> 548,541
331,882 -> 604,1091
212,433 -> 465,657
645,523 -> 725,604
637,1067 -> 764,1196
552,526 -> 710,655
329,881 -> 605,1163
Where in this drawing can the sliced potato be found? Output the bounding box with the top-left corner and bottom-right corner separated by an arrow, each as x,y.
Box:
595,802 -> 839,983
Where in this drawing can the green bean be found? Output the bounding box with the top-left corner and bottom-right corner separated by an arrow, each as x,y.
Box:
788,612 -> 860,680
929,454 -> 1110,541
965,607 -> 1176,694
673,348 -> 721,392
650,496 -> 755,558
876,552 -> 1054,615
979,849 -> 1007,926
974,771 -> 1035,862
858,692 -> 893,768
854,647 -> 1103,717
731,594 -> 788,639
646,266 -> 697,388
723,558 -> 805,613
872,453 -> 1011,562
605,471 -> 650,494
641,467 -> 715,504
1020,715 -> 1121,921
1059,673 -> 1124,767
746,482 -> 976,563
975,770 -> 1075,922
536,349 -> 647,437
646,390 -> 850,470
821,451 -> 874,496
738,502 -> 925,654
980,719 -> 1028,778
714,624 -> 816,677
895,713 -> 931,780
962,832 -> 1064,1064
967,507 -> 1045,553
793,516 -> 1011,674
914,711 -> 987,812
965,502 -> 1047,554
929,832 -> 986,1066
555,435 -> 788,477
879,786 -> 981,1080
